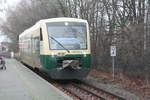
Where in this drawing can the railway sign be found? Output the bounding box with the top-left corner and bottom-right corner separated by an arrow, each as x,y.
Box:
110,46 -> 116,80
110,46 -> 116,56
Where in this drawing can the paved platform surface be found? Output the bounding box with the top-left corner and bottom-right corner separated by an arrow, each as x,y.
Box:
0,59 -> 72,100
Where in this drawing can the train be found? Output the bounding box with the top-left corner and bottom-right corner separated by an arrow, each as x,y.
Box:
19,18 -> 91,79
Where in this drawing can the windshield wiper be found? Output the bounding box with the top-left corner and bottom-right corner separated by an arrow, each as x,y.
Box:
48,35 -> 70,53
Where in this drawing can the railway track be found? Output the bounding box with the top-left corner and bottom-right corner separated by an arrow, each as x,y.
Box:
61,82 -> 126,100
80,82 -> 126,100
62,83 -> 105,100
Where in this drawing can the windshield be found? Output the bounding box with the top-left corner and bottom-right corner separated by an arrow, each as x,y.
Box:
47,22 -> 87,50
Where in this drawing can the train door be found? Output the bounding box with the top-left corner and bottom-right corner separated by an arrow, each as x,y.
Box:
31,35 -> 41,68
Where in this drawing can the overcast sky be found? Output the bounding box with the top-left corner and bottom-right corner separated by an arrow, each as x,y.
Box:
7,0 -> 20,6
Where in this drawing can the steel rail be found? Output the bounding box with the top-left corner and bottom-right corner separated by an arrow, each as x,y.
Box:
80,82 -> 126,100
64,83 -> 106,100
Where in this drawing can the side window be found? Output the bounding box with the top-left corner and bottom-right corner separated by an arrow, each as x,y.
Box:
33,37 -> 40,52
35,37 -> 40,52
40,28 -> 43,41
31,37 -> 35,53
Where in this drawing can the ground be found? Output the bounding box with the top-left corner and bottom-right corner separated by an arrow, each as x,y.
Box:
83,69 -> 150,100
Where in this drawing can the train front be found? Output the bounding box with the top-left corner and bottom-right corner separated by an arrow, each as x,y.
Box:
41,18 -> 91,79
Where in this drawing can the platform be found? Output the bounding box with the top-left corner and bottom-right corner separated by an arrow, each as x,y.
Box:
0,59 -> 72,100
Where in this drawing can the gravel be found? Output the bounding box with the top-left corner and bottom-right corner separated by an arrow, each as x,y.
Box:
82,75 -> 141,100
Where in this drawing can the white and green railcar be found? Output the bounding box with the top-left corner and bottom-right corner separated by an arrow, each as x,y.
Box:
19,18 -> 91,79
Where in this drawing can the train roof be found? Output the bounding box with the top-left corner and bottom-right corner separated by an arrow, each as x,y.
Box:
40,17 -> 87,23
19,17 -> 87,38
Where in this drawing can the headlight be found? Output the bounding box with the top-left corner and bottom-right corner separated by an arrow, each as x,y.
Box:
51,52 -> 55,57
83,52 -> 87,57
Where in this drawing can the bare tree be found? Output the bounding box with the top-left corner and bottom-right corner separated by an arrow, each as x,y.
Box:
0,0 -> 150,79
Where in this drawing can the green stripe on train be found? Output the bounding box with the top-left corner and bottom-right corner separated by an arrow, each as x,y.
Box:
40,54 -> 91,69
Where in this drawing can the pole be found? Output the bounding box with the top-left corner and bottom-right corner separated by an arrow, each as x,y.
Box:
111,46 -> 116,81
112,56 -> 115,80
